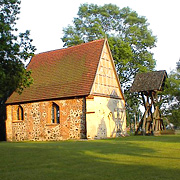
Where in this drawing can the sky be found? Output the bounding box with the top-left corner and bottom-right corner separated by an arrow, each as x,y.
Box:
16,0 -> 180,73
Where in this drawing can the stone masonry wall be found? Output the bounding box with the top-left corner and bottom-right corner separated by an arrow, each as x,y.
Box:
6,98 -> 86,141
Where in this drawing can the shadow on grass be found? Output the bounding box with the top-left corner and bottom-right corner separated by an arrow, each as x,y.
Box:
0,136 -> 179,180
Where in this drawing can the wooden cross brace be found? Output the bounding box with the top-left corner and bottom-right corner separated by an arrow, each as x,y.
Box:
135,91 -> 166,135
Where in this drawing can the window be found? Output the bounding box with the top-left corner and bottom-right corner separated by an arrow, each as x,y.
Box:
17,105 -> 24,120
51,103 -> 60,124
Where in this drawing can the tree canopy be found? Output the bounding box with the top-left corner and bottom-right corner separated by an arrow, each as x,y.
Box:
0,0 -> 36,101
0,0 -> 36,140
62,3 -> 157,88
161,60 -> 180,127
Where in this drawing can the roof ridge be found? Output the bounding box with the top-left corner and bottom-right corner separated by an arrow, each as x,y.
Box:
35,39 -> 105,56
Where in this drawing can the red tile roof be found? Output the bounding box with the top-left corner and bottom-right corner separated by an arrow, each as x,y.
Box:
6,39 -> 105,104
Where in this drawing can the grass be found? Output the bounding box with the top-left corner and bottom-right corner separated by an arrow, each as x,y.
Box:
0,135 -> 180,180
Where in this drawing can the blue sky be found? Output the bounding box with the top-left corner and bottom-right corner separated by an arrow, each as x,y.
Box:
17,0 -> 180,72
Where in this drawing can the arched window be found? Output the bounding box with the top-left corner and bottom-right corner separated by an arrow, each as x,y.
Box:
51,103 -> 60,124
17,105 -> 24,120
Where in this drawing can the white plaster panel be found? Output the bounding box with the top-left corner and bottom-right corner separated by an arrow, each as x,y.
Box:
86,96 -> 126,139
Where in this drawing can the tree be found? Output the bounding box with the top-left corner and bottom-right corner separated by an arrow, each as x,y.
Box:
62,3 -> 157,124
161,60 -> 180,127
0,0 -> 36,140
62,4 -> 157,88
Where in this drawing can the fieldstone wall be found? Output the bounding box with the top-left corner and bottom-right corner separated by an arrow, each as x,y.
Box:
6,97 -> 86,141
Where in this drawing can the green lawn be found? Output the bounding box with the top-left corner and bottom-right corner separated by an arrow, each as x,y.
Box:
0,134 -> 180,180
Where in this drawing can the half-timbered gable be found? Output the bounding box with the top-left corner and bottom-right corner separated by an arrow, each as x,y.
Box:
86,40 -> 126,139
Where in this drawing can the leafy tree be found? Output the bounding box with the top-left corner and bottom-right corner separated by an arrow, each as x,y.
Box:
0,0 -> 36,140
161,60 -> 180,127
62,3 -> 156,87
62,3 -> 157,124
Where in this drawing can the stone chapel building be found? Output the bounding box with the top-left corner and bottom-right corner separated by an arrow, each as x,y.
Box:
6,39 -> 126,141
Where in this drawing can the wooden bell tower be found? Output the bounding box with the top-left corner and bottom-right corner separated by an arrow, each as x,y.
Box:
131,70 -> 173,135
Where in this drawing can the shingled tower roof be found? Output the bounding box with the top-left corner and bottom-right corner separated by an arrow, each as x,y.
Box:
131,70 -> 167,93
6,39 -> 106,104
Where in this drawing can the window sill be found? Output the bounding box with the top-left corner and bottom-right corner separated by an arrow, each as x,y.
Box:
13,120 -> 23,123
46,123 -> 60,126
